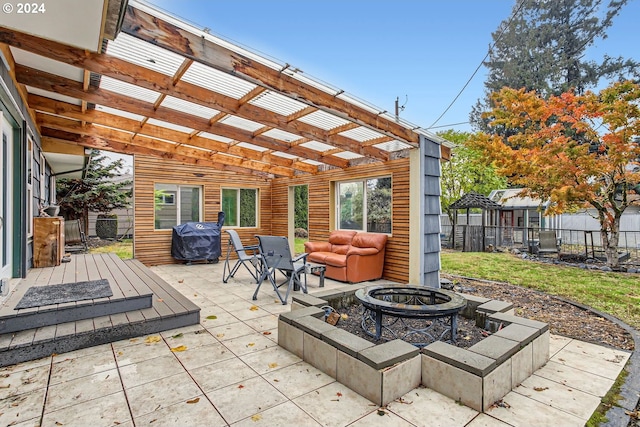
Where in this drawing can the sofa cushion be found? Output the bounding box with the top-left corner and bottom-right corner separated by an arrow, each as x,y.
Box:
352,232 -> 387,251
331,244 -> 350,255
323,252 -> 347,267
328,230 -> 357,245
307,251 -> 333,264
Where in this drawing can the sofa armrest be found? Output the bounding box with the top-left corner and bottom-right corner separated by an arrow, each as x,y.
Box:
347,247 -> 379,257
304,241 -> 331,253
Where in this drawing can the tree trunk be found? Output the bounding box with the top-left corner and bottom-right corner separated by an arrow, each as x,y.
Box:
601,217 -> 621,269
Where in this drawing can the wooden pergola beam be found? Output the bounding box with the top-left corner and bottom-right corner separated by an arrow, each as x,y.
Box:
38,114 -> 296,177
0,27 -> 388,161
121,5 -> 420,146
41,131 -> 273,179
16,64 -> 350,169
29,94 -> 319,174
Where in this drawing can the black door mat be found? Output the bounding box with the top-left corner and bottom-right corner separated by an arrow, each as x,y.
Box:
15,279 -> 112,310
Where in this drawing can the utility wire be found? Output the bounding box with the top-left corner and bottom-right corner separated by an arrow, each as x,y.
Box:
427,0 -> 529,130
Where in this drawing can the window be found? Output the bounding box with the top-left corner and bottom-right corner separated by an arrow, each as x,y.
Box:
337,177 -> 391,233
222,188 -> 257,227
154,184 -> 202,230
26,137 -> 33,237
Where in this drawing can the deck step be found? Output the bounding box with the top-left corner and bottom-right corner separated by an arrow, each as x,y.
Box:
0,255 -> 201,368
0,292 -> 153,334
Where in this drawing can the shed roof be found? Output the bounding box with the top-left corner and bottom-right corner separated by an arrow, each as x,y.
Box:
449,192 -> 501,210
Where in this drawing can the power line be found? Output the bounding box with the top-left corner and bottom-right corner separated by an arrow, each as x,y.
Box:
427,0 -> 528,130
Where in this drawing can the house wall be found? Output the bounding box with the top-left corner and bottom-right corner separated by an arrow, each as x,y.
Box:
271,158 -> 412,283
133,155 -> 272,266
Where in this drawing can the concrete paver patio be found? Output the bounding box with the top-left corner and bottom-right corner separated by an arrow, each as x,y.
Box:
0,261 -> 631,426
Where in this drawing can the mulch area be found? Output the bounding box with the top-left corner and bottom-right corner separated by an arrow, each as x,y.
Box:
334,275 -> 634,352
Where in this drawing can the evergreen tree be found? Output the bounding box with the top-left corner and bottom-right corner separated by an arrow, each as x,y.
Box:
56,150 -> 132,233
471,0 -> 639,132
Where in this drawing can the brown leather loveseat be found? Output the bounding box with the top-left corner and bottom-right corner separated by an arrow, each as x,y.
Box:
304,230 -> 388,283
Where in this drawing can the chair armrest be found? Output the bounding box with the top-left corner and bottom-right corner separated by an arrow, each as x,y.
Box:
293,253 -> 308,263
347,247 -> 379,257
304,241 -> 331,253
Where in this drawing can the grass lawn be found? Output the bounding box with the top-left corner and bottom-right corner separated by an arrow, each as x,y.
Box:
89,239 -> 133,259
441,250 -> 640,330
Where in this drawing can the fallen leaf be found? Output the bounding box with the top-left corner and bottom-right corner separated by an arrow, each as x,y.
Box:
55,422 -> 63,426
186,397 -> 200,404
129,338 -> 139,343
250,305 -> 259,311
178,279 -> 184,283
238,384 -> 245,389
262,331 -> 272,335
268,363 -> 278,369
625,410 -> 639,418
251,414 -> 262,421
118,351 -> 123,356
172,333 -> 183,339
534,387 -> 548,392
206,315 -> 218,320
157,298 -> 164,303
247,343 -> 255,347
377,409 -> 386,416
144,336 -> 161,344
273,379 -> 279,382
216,333 -> 225,338
171,345 -> 188,352
340,313 -> 349,320
0,384 -> 10,389
337,392 -> 343,397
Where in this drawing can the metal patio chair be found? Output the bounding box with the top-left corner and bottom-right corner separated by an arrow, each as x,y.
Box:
253,235 -> 308,305
222,229 -> 261,283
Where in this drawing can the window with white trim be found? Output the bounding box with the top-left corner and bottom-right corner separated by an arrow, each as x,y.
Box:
337,176 -> 392,233
154,183 -> 202,230
221,188 -> 258,227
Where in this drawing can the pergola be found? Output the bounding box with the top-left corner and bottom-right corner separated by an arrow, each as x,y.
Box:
449,192 -> 501,252
0,0 -> 450,179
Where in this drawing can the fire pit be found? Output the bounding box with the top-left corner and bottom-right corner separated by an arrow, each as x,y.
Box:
355,285 -> 467,347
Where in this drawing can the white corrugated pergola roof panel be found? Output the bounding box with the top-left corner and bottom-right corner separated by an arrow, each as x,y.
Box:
99,76 -> 160,104
27,87 -> 82,106
160,96 -> 220,119
301,159 -> 323,166
336,92 -> 385,115
12,48 -> 84,82
374,140 -> 412,151
219,115 -> 264,132
339,126 -> 386,142
333,151 -> 364,160
198,132 -> 234,144
296,110 -> 351,130
261,128 -> 301,143
272,151 -> 298,160
281,67 -> 341,95
95,105 -> 145,121
300,140 -> 334,152
106,33 -> 185,76
248,90 -> 308,116
236,142 -> 269,152
181,61 -> 257,100
145,118 -> 194,134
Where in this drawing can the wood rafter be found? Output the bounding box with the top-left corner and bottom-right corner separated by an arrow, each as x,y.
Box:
29,94 -> 318,174
15,64 -> 350,169
41,130 -> 273,179
0,27 -> 389,162
122,5 -> 420,147
38,114 -> 296,177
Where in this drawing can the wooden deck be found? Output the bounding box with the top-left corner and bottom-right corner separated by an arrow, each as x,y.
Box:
0,254 -> 200,367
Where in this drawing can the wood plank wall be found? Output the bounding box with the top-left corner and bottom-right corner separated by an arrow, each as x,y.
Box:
271,158 -> 411,283
134,155 -> 272,265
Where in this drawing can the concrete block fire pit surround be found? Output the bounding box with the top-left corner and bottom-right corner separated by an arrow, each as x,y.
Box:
278,286 -> 550,411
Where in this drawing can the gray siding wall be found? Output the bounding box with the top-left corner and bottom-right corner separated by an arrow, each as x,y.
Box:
419,134 -> 442,287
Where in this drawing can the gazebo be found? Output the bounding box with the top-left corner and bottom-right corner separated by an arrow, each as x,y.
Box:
448,192 -> 501,252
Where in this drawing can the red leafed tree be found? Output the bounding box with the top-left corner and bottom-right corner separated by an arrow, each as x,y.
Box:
468,81 -> 640,268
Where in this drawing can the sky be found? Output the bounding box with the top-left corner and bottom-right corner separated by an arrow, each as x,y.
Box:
143,0 -> 639,130
110,0 -> 640,167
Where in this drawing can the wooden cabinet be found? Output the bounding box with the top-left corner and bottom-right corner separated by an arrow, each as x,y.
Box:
33,217 -> 65,268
